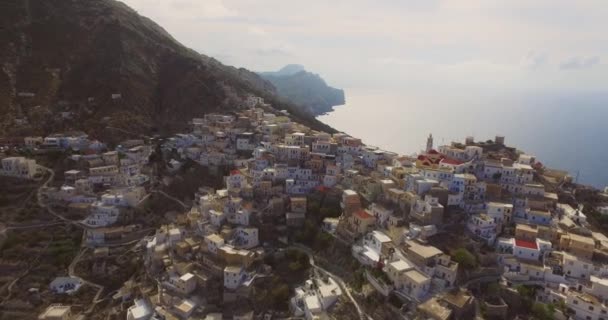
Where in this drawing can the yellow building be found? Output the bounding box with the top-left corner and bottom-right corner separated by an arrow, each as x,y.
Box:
560,233 -> 595,260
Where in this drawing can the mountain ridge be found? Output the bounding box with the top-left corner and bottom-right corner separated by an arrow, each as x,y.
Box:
0,0 -> 335,141
258,65 -> 345,115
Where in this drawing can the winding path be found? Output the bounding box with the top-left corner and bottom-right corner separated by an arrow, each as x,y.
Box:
1,235 -> 53,302
291,244 -> 375,320
34,166 -> 152,314
0,220 -> 66,233
68,247 -> 106,314
151,189 -> 188,209
36,166 -> 89,229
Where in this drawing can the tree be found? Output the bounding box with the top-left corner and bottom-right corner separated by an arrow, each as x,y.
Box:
288,261 -> 303,271
516,285 -> 538,311
314,232 -> 332,249
486,282 -> 501,297
492,172 -> 502,181
532,302 -> 554,320
270,282 -> 290,310
453,248 -> 477,269
351,269 -> 365,291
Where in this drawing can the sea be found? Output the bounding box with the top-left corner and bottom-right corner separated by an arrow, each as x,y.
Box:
317,88 -> 608,189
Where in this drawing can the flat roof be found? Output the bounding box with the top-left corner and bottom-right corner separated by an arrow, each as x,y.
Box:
529,210 -> 551,217
404,269 -> 430,284
206,234 -> 224,243
406,240 -> 443,259
130,299 -> 152,318
418,298 -> 452,320
488,201 -> 513,208
175,299 -> 196,313
180,273 -> 194,281
592,232 -> 608,242
43,305 -> 71,318
372,230 -> 392,243
567,233 -> 595,245
443,289 -> 473,308
224,265 -> 243,273
305,295 -> 321,310
516,224 -> 537,233
390,260 -> 412,272
363,248 -> 380,262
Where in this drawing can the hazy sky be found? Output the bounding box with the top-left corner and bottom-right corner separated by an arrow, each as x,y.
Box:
122,0 -> 607,94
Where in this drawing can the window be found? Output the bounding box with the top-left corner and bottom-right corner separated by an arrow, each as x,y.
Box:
590,306 -> 595,311
573,300 -> 578,305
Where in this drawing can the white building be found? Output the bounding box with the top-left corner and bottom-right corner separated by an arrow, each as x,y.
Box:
565,291 -> 608,320
84,203 -> 121,227
224,265 -> 245,290
1,157 -> 39,179
466,213 -> 497,244
513,239 -> 541,262
127,299 -> 153,320
353,231 -> 392,266
171,273 -> 196,295
100,187 -> 146,207
291,278 -> 343,320
486,202 -> 513,228
38,305 -> 72,320
387,259 -> 414,289
317,277 -> 343,309
402,269 -> 431,299
369,203 -> 394,227
205,234 -> 225,254
49,276 -> 83,294
234,227 -> 258,249
209,209 -> 226,227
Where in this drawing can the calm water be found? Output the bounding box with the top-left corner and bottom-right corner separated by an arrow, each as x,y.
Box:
318,89 -> 608,189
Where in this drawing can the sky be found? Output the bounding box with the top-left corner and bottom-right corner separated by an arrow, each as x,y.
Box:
121,0 -> 608,95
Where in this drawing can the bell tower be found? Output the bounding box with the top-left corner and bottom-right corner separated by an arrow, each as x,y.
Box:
426,133 -> 433,152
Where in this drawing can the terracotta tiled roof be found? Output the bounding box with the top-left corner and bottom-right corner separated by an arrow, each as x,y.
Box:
515,239 -> 538,250
354,210 -> 373,219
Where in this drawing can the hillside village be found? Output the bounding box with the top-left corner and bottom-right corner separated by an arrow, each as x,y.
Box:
3,95 -> 608,320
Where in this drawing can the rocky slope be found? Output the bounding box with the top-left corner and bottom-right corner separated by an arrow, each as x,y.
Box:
259,65 -> 345,115
0,0 -> 334,140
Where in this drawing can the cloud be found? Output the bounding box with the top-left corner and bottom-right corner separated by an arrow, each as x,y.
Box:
371,57 -> 424,66
128,0 -> 237,20
195,0 -> 237,18
560,56 -> 601,70
254,48 -> 292,57
247,26 -> 267,36
120,0 -> 608,92
522,51 -> 549,70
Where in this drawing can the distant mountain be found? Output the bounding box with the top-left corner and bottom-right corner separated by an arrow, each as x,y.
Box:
258,66 -> 345,115
0,0 -> 334,141
272,64 -> 305,76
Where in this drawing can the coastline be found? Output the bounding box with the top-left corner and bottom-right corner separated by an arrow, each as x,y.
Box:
316,89 -> 608,189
